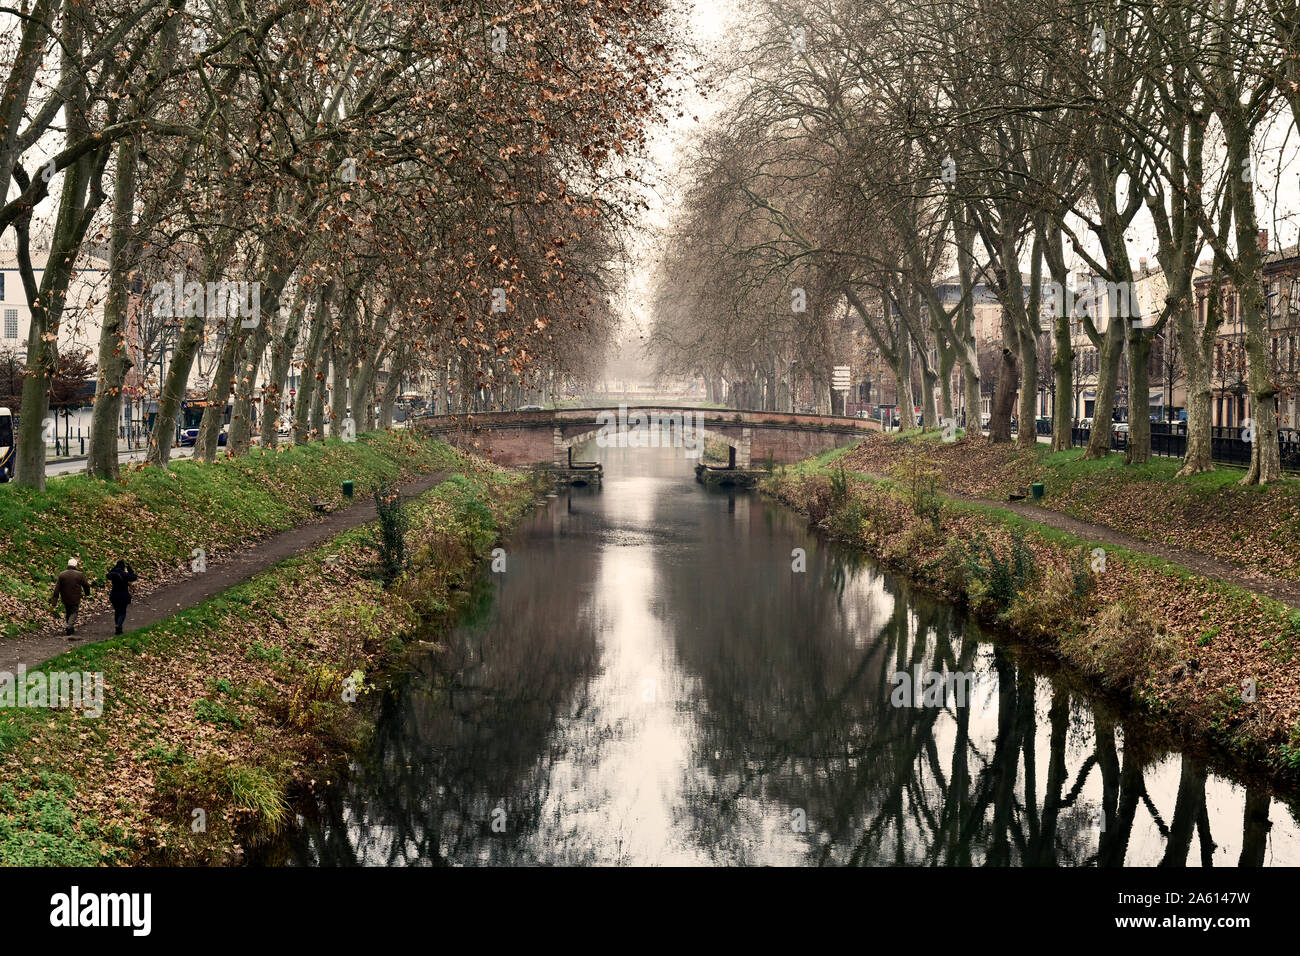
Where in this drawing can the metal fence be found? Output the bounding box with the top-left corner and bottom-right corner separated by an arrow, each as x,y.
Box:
1064,424 -> 1300,472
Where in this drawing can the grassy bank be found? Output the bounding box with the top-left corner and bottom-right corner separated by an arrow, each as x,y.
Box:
0,450 -> 534,865
839,431 -> 1300,582
0,430 -> 460,639
767,443 -> 1300,787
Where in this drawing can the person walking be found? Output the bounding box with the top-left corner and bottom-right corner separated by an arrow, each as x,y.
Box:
106,560 -> 138,635
51,558 -> 91,637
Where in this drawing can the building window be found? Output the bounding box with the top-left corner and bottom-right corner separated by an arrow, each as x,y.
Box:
0,272 -> 5,300
3,309 -> 17,339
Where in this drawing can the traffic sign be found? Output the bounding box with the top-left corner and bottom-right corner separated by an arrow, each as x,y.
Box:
832,365 -> 851,392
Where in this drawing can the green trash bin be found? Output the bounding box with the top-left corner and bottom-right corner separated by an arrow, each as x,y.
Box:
342,480 -> 354,498
1031,482 -> 1044,501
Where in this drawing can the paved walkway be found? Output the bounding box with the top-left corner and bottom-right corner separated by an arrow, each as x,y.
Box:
0,469 -> 451,672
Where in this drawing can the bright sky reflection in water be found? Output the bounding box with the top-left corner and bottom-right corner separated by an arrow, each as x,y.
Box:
261,441 -> 1300,867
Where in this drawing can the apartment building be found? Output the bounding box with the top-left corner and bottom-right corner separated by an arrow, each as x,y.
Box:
1193,238 -> 1300,430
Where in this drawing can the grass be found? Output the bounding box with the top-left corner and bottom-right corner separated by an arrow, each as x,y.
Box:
781,439 -> 1291,611
775,442 -> 859,477
0,430 -> 461,638
1035,445 -> 1261,494
0,451 -> 535,864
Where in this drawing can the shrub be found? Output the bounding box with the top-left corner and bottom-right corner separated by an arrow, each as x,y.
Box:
825,494 -> 868,541
886,452 -> 944,529
829,463 -> 849,503
1070,546 -> 1096,599
804,475 -> 835,525
373,485 -> 409,582
155,755 -> 289,848
962,529 -> 1039,618
1062,600 -> 1179,689
1005,568 -> 1088,638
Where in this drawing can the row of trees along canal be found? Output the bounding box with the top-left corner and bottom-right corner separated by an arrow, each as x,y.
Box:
0,0 -> 684,489
651,0 -> 1299,485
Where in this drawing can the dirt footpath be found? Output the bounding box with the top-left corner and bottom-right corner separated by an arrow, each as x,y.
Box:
0,469 -> 451,672
958,489 -> 1300,609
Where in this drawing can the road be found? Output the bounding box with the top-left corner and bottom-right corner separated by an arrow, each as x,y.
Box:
45,444 -> 194,476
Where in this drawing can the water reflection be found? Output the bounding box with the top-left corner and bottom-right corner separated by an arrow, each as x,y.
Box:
261,443 -> 1300,866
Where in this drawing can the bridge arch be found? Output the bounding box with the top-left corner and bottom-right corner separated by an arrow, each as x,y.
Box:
556,415 -> 752,467
418,406 -> 879,468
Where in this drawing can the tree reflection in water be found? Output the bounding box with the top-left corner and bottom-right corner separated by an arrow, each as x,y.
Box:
260,444 -> 1300,866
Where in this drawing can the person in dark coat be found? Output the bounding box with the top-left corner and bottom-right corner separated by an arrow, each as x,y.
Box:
106,560 -> 138,635
50,558 -> 91,636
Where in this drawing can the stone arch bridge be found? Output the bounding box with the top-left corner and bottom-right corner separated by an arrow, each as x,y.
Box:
415,407 -> 881,468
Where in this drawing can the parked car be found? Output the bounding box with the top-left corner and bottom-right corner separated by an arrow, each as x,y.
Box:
517,404 -> 544,411
1114,422 -> 1129,434
178,425 -> 227,446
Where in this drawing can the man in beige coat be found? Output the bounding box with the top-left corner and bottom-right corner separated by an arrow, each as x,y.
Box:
51,558 -> 91,637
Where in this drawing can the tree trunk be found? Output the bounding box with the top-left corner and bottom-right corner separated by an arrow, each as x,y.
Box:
1084,318 -> 1125,459
990,346 -> 1017,443
1042,224 -> 1074,451
294,287 -> 330,444
1125,329 -> 1152,464
311,349 -> 329,435
989,307 -> 1018,444
1016,231 -> 1045,450
330,344 -> 350,436
895,334 -> 916,430
86,138 -> 138,480
937,339 -> 956,422
225,311 -> 271,456
351,339 -> 386,436
379,348 -> 409,429
1017,330 -> 1038,449
225,265 -> 291,456
1180,372 -> 1213,476
954,205 -> 983,435
195,321 -> 245,462
148,308 -> 205,467
14,120 -> 104,488
260,300 -> 303,448
147,242 -> 237,467
920,355 -> 939,430
962,359 -> 982,437
1223,89 -> 1281,485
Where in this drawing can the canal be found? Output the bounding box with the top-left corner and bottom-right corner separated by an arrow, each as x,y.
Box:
264,441 -> 1300,866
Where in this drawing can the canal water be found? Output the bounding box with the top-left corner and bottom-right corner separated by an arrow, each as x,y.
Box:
264,442 -> 1300,866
